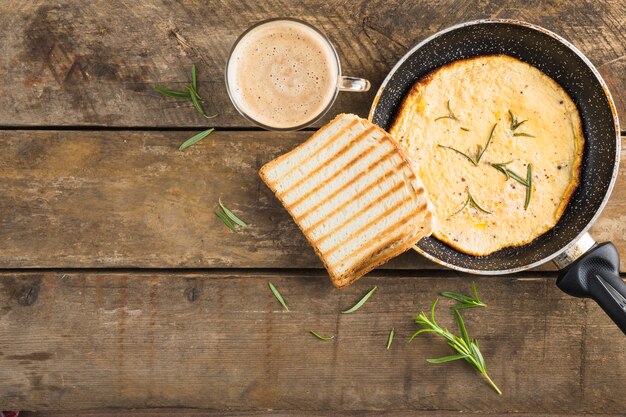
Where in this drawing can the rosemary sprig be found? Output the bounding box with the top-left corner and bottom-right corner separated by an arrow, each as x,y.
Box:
437,145 -> 478,166
155,64 -> 217,119
438,123 -> 497,166
216,199 -> 248,232
268,282 -> 289,311
490,161 -> 533,210
508,110 -> 526,131
341,286 -> 377,314
525,164 -> 533,210
219,199 -> 248,228
435,100 -> 459,121
409,298 -> 502,395
508,110 -> 534,137
387,327 -> 395,349
451,187 -> 491,217
215,210 -> 237,232
490,161 -> 529,185
154,85 -> 191,99
441,282 -> 487,309
476,123 -> 497,163
310,330 -> 334,341
179,128 -> 214,150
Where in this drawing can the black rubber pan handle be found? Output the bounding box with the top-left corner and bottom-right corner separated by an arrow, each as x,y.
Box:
557,242 -> 626,335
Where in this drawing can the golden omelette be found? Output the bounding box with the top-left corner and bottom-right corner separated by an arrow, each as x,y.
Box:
389,55 -> 583,256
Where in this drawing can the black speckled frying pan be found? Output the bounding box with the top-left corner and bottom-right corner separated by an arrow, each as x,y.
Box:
369,19 -> 625,334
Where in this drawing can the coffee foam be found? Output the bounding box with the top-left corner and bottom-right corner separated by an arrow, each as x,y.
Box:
227,20 -> 339,129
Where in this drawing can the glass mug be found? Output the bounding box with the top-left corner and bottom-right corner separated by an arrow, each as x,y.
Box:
225,18 -> 370,131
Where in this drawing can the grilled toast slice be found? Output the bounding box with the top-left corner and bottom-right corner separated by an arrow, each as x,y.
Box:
260,114 -> 435,287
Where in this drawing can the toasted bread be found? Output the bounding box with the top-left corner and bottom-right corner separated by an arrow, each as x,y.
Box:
260,114 -> 435,287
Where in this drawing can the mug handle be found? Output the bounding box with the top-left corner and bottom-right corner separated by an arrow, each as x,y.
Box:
339,76 -> 371,92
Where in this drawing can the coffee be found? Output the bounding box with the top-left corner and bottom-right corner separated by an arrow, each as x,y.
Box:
227,20 -> 339,129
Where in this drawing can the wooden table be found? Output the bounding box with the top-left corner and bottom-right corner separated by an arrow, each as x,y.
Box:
1,1 -> 625,415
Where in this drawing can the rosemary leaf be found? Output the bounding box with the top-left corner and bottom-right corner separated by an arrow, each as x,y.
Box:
490,162 -> 529,186
215,210 -> 238,232
154,86 -> 192,99
219,199 -> 248,228
427,354 -> 465,363
476,123 -> 497,163
455,309 -> 470,345
525,164 -> 533,210
441,282 -> 487,310
268,282 -> 289,311
187,85 -> 210,118
437,145 -> 478,166
460,127 -> 470,132
387,327 -> 395,349
191,64 -> 198,92
310,330 -> 334,341
435,100 -> 459,122
513,132 -> 535,137
508,110 -> 527,131
468,189 -> 492,214
179,128 -> 214,150
341,286 -> 377,314
450,192 -> 470,217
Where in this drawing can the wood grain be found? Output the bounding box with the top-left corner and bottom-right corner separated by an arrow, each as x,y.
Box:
18,411 -> 626,417
1,271 -> 625,412
0,130 -> 623,270
1,0 -> 624,128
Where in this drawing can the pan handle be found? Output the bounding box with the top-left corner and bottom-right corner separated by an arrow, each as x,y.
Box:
557,241 -> 626,335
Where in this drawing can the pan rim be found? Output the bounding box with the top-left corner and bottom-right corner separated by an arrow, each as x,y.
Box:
369,18 -> 621,275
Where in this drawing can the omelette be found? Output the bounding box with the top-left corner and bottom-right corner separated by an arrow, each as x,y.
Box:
390,54 -> 583,256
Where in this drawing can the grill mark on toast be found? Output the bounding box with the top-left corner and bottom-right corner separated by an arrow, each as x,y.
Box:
335,204 -> 430,275
278,126 -> 376,198
300,161 -> 405,232
290,148 -> 392,212
305,179 -> 405,237
273,118 -> 360,184
285,136 -> 387,211
320,197 -> 412,257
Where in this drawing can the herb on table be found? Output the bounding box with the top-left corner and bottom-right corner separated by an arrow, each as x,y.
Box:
441,282 -> 486,309
408,298 -> 502,395
490,161 -> 533,209
438,123 -> 497,166
508,110 -> 534,137
154,64 -> 218,149
435,100 -> 460,121
341,286 -> 377,314
310,330 -> 334,341
268,282 -> 289,311
215,199 -> 248,232
179,128 -> 214,150
451,187 -> 491,217
387,327 -> 395,349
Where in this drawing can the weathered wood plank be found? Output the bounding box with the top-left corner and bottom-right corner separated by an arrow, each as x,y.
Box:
0,130 -> 624,270
1,272 -> 624,412
1,0 -> 624,127
18,411 -> 626,417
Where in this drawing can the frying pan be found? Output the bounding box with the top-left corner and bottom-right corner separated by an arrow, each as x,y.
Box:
369,19 -> 625,334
